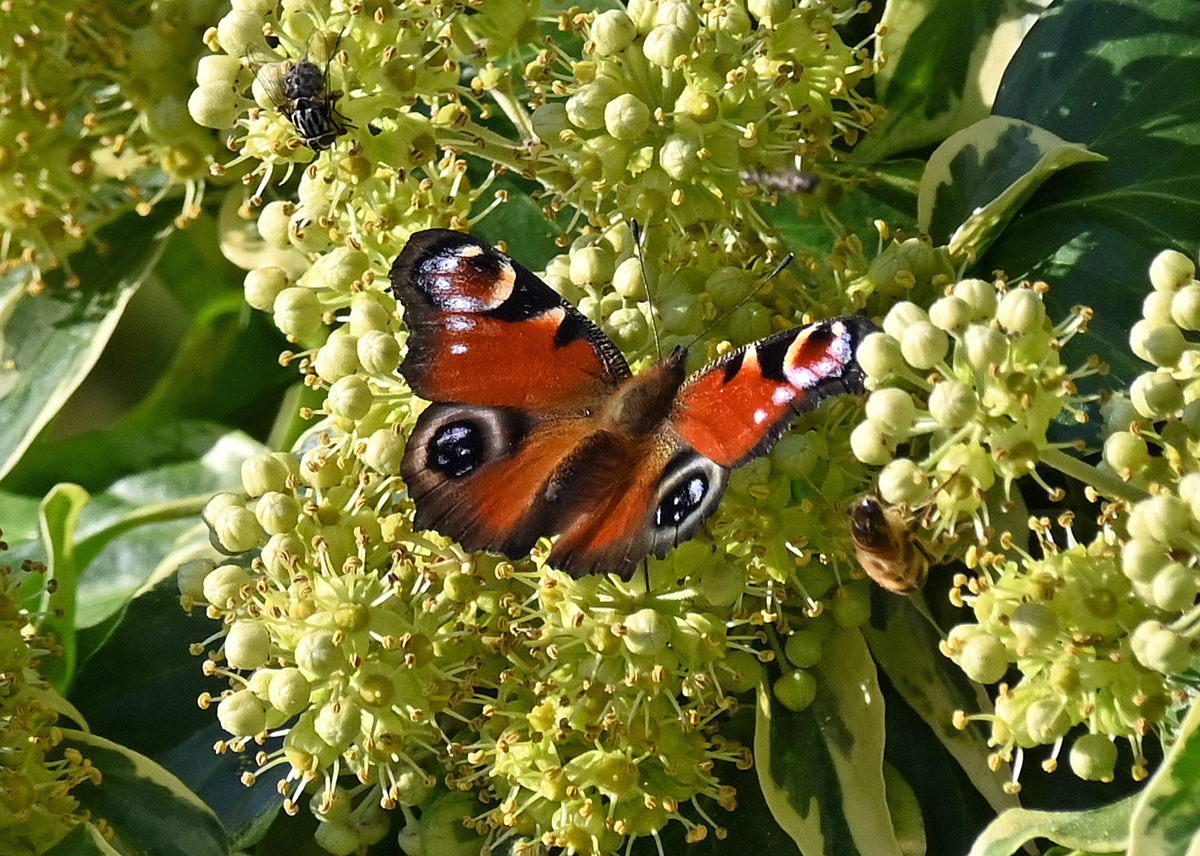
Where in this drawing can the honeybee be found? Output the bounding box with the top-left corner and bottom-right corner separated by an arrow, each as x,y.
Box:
252,30 -> 349,152
848,496 -> 931,595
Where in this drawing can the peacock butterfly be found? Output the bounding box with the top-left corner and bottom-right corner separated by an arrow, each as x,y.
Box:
388,229 -> 874,579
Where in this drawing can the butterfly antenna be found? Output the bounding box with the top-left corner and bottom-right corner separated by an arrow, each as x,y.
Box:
630,219 -> 663,360
686,251 -> 796,349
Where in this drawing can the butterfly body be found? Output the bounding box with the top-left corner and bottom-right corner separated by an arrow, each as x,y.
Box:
389,230 -> 873,578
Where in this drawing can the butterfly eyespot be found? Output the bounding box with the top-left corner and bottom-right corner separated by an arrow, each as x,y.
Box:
655,472 -> 708,527
428,420 -> 487,478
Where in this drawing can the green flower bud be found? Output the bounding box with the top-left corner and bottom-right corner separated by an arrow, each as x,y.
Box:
299,447 -> 347,490
566,77 -> 621,130
928,295 -> 972,333
900,321 -> 949,370
995,288 -> 1045,335
865,388 -> 916,437
289,211 -> 333,254
623,608 -> 670,655
261,532 -> 304,579
196,53 -> 242,89
203,563 -> 251,608
242,452 -> 292,497
882,301 -> 927,340
857,332 -> 903,380
1130,371 -> 1183,418
643,24 -> 689,68
962,324 -> 1009,370
1025,698 -> 1071,743
177,558 -> 216,602
315,699 -> 362,750
569,245 -> 615,287
326,375 -> 373,421
1069,734 -> 1117,782
706,267 -> 754,310
1137,625 -> 1193,674
187,84 -> 239,129
831,582 -> 872,628
952,279 -> 999,319
957,633 -> 1008,684
676,86 -> 719,124
213,505 -> 264,553
362,429 -> 405,475
1130,320 -> 1186,367
295,629 -> 346,678
273,287 -> 323,340
784,630 -> 823,669
313,821 -> 357,856
1180,472 -> 1200,512
774,669 -> 817,712
255,491 -> 301,535
850,419 -> 893,466
257,201 -> 294,249
660,134 -> 701,181
1149,249 -> 1195,292
225,621 -> 271,669
244,267 -> 289,313
606,307 -> 649,350
747,0 -> 792,24
306,248 -> 370,293
878,458 -> 925,505
217,689 -> 267,737
928,379 -> 977,429
591,9 -> 637,55
604,93 -> 651,141
357,330 -> 401,375
1009,602 -> 1058,648
1142,290 -> 1175,325
1151,562 -> 1199,612
1103,431 -> 1149,479
531,102 -> 570,142
1171,284 -> 1200,330
722,650 -> 766,693
315,335 -> 361,383
1122,537 -> 1170,584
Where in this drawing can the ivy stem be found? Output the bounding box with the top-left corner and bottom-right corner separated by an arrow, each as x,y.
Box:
1038,447 -> 1149,504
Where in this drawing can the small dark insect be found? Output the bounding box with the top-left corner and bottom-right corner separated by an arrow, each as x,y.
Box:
740,168 -> 819,195
253,31 -> 349,152
848,496 -> 931,595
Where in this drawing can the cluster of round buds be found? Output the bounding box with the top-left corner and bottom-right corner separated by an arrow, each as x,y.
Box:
2,0 -> 219,287
460,570 -> 755,854
0,547 -> 105,852
943,524 -> 1176,786
851,276 -> 1099,548
522,0 -> 879,258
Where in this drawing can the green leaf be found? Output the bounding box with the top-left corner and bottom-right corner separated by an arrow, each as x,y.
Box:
862,596 -> 1021,817
859,0 -> 1046,160
965,794 -> 1136,856
1128,693 -> 1200,855
919,116 -> 1106,255
38,482 -> 91,689
0,208 -> 174,482
981,0 -> 1200,385
756,628 -> 904,856
43,821 -> 122,856
63,729 -> 229,856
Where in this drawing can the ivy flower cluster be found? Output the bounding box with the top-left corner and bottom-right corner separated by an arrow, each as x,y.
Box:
0,544 -> 103,855
929,250 -> 1200,786
184,0 -> 890,850
3,0 -> 219,289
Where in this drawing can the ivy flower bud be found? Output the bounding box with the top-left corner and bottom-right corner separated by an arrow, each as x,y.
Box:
643,25 -> 689,68
604,93 -> 651,141
362,429 -> 406,475
857,332 -> 903,381
315,336 -> 362,383
1130,320 -> 1186,367
218,689 -> 268,737
1130,371 -> 1183,418
188,84 -> 239,129
295,629 -> 346,678
177,558 -> 216,602
591,10 -> 637,55
882,301 -> 927,340
1069,734 -> 1118,782
569,245 -> 615,287
928,379 -> 977,429
269,668 -> 312,717
623,608 -> 670,655
1149,249 -> 1195,292
878,458 -> 925,505
611,258 -> 647,300
225,621 -> 271,669
962,324 -> 1009,370
258,202 -> 294,249
660,135 -> 702,181
1102,431 -> 1150,480
255,491 -> 301,535
774,669 -> 817,712
357,331 -> 401,375
928,295 -> 972,333
956,633 -> 1009,684
242,452 -> 293,496
1171,284 -> 1200,330
1009,602 -> 1058,648
203,563 -> 251,608
196,53 -> 242,89
784,630 -> 823,669
850,419 -> 893,466
1142,291 -> 1175,325
865,388 -> 917,438
273,287 -> 323,340
216,10 -> 266,57
244,267 -> 289,313
952,279 -> 999,319
900,321 -> 949,369
1136,624 -> 1193,674
326,376 -> 373,421
213,505 -> 264,553
1151,562 -> 1200,612
1127,494 -> 1191,545
995,288 -> 1046,335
